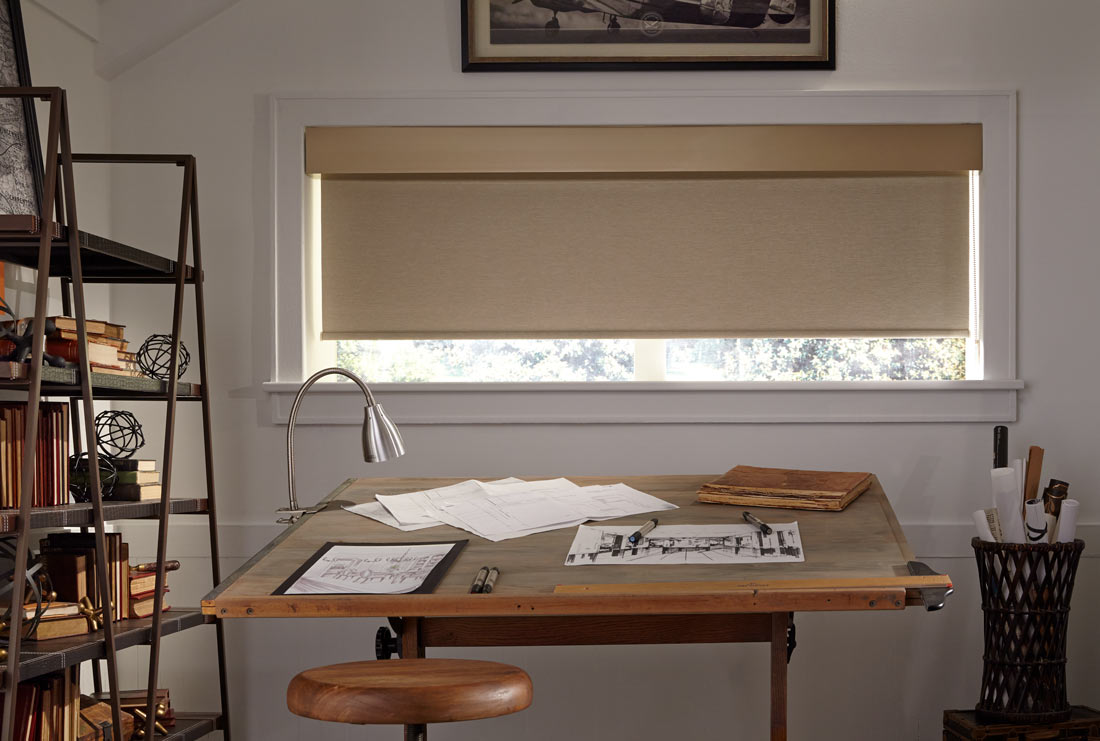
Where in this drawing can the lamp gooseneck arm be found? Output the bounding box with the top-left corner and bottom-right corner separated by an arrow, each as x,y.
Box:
285,367 -> 377,515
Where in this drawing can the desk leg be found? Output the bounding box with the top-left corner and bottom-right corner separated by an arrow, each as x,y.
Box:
402,617 -> 425,659
770,612 -> 788,741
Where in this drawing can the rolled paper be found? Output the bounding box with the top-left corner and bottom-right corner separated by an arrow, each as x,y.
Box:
1055,499 -> 1079,543
1044,514 -> 1057,544
973,509 -> 996,542
1024,498 -> 1049,543
992,467 -> 1025,543
1012,459 -> 1024,503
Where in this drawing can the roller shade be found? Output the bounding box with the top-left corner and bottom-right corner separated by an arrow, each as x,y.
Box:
309,125 -> 978,340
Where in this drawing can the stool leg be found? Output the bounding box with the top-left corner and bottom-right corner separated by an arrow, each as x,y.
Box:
404,723 -> 427,741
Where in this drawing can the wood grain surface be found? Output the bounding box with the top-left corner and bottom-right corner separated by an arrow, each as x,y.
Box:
286,658 -> 532,725
204,475 -> 939,618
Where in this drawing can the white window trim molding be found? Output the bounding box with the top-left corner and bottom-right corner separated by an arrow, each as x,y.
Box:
266,89 -> 1019,426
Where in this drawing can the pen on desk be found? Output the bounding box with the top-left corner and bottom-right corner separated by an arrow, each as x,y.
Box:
482,567 -> 500,594
742,511 -> 773,537
627,519 -> 658,545
470,566 -> 489,594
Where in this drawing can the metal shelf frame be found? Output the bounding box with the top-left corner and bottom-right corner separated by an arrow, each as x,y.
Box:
0,86 -> 230,741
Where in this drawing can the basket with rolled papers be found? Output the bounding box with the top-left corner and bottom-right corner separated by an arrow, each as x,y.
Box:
970,430 -> 1086,724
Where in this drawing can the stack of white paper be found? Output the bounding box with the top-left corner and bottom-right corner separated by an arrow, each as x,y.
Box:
345,478 -> 677,541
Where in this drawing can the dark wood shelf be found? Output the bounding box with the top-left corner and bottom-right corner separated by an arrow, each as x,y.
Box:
13,609 -> 212,683
0,226 -> 196,283
162,713 -> 222,741
0,498 -> 209,534
0,364 -> 202,400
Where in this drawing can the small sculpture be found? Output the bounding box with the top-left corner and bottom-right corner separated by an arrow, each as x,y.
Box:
137,334 -> 190,380
68,452 -> 119,502
94,410 -> 146,460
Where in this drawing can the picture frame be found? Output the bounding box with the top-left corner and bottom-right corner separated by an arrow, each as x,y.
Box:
461,0 -> 835,72
0,0 -> 42,216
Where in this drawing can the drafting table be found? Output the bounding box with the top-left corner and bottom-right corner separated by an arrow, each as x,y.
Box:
204,476 -> 952,740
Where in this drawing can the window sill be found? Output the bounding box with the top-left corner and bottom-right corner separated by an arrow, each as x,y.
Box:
262,379 -> 1022,425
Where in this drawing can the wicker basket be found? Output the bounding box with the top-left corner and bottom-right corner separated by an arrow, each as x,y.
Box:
973,537 -> 1085,724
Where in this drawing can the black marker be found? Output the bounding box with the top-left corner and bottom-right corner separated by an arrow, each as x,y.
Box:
482,567 -> 500,594
742,511 -> 773,537
470,566 -> 489,594
627,519 -> 658,545
994,426 -> 1008,468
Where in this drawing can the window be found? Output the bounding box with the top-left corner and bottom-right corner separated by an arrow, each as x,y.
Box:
307,128 -> 980,384
271,92 -> 1018,424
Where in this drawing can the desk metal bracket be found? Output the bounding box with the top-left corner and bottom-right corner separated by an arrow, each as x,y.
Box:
906,561 -> 954,612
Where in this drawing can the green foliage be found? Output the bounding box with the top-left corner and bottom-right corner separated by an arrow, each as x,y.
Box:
666,338 -> 967,381
337,337 -> 966,382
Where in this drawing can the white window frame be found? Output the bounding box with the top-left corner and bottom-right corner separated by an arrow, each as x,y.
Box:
263,90 -> 1020,426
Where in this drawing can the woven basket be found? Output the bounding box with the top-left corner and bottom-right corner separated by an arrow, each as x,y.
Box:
973,537 -> 1085,724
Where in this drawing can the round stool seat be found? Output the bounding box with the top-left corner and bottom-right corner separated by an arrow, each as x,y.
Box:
287,658 -> 533,726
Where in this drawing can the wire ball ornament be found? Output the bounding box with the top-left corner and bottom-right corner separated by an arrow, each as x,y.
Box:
94,410 -> 146,460
137,334 -> 190,381
68,452 -> 118,502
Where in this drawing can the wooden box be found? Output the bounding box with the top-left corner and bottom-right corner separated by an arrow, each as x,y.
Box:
944,707 -> 1100,740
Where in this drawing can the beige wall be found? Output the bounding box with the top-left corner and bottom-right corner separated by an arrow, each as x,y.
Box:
45,0 -> 1100,738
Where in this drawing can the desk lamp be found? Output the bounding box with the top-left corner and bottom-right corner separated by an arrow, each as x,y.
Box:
278,367 -> 405,524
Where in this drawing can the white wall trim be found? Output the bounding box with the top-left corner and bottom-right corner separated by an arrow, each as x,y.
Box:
262,379 -> 1022,425
268,90 -> 1018,423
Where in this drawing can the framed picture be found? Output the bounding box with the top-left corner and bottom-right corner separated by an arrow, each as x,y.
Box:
0,0 -> 42,216
461,0 -> 835,71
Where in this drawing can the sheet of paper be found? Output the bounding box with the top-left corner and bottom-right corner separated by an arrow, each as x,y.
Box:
342,501 -> 437,531
281,543 -> 456,594
565,523 -> 805,565
371,478 -> 677,541
374,478 -> 524,527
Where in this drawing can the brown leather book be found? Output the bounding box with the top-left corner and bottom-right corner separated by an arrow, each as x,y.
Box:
697,465 -> 873,512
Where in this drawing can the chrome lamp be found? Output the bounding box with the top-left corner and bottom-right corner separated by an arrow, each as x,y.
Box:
278,368 -> 405,524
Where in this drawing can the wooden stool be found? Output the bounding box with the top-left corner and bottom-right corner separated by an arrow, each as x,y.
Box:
287,658 -> 533,740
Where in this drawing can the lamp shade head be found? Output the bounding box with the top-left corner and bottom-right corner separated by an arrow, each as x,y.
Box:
362,403 -> 405,463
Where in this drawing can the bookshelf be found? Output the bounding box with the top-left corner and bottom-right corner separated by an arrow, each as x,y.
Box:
0,88 -> 229,740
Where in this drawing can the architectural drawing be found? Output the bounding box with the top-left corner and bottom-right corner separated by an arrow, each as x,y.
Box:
565,523 -> 804,565
283,543 -> 457,595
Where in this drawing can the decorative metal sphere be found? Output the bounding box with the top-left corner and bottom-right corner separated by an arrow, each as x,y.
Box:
68,452 -> 118,502
93,410 -> 146,460
137,334 -> 190,380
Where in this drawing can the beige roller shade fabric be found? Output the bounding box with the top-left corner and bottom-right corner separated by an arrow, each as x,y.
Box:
319,172 -> 971,339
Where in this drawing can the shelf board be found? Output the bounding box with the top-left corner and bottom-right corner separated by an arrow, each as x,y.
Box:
0,365 -> 202,400
161,712 -> 222,741
0,498 -> 209,534
13,609 -> 212,683
0,226 -> 196,283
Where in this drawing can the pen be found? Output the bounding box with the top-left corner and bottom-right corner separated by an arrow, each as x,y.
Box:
482,567 -> 500,594
627,519 -> 658,545
470,566 -> 489,594
742,511 -> 772,536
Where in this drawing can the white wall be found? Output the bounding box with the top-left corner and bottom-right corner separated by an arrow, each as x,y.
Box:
97,1 -> 1100,739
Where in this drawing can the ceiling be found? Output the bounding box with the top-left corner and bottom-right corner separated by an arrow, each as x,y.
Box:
31,0 -> 240,79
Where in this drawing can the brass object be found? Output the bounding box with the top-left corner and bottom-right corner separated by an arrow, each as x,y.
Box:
77,596 -> 106,631
131,707 -> 169,737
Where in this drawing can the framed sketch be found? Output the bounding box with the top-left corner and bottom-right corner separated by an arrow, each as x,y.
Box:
461,0 -> 835,71
0,0 -> 42,216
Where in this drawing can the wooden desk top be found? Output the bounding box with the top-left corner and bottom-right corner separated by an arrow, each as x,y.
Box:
203,476 -> 950,619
